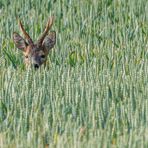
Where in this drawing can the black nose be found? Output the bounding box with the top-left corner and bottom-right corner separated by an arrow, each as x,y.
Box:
34,64 -> 39,69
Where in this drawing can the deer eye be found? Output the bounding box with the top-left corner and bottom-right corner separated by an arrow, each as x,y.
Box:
41,55 -> 45,58
25,55 -> 28,58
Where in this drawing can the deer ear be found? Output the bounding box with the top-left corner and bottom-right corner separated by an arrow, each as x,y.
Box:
13,32 -> 27,50
42,31 -> 56,51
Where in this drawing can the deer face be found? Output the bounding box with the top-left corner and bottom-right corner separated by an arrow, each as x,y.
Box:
13,17 -> 56,69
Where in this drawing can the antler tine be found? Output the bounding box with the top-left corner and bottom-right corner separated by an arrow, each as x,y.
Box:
18,19 -> 34,45
37,16 -> 54,46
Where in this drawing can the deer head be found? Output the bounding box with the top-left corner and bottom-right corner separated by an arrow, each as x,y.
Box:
13,16 -> 56,69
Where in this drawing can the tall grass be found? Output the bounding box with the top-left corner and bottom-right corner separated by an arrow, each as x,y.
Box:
0,0 -> 148,147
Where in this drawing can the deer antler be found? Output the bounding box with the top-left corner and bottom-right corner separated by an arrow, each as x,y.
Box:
37,16 -> 54,46
18,19 -> 34,45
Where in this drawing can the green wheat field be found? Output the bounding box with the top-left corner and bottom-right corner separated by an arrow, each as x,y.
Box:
0,0 -> 148,147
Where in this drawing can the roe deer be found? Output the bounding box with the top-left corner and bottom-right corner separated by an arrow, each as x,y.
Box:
13,16 -> 56,69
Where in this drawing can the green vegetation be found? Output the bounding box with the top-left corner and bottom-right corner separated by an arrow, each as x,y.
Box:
0,0 -> 148,147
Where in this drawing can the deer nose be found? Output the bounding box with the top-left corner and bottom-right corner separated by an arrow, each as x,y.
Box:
34,64 -> 39,69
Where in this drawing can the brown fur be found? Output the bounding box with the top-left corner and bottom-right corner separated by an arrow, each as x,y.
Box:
13,17 -> 56,69
23,47 -> 48,66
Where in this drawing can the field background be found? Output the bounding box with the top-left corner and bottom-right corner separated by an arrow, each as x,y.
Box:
0,0 -> 148,147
